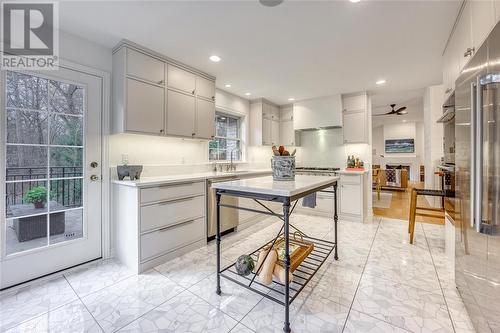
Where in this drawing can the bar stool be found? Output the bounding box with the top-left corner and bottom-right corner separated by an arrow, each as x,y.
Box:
408,188 -> 446,244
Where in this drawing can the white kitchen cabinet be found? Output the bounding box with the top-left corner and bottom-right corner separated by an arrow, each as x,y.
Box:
293,95 -> 342,130
113,42 -> 216,139
126,48 -> 165,84
471,0 -> 495,53
443,30 -> 461,94
342,94 -> 365,111
271,120 -> 280,146
262,117 -> 272,145
167,64 -> 196,94
280,120 -> 296,146
456,1 -> 473,70
342,111 -> 366,144
167,89 -> 196,137
113,180 -> 206,273
125,78 -> 165,134
250,99 -> 281,146
295,192 -> 334,217
338,172 -> 369,222
280,105 -> 293,121
195,98 -> 215,139
196,76 -> 216,101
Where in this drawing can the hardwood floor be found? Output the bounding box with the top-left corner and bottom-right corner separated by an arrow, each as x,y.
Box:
372,182 -> 445,225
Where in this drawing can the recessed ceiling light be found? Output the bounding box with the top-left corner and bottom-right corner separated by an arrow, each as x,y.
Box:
376,79 -> 386,85
225,84 -> 231,88
245,92 -> 251,96
288,98 -> 295,101
209,55 -> 221,62
349,0 -> 361,3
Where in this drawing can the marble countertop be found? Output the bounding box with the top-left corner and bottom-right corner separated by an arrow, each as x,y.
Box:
212,175 -> 339,198
111,169 -> 272,187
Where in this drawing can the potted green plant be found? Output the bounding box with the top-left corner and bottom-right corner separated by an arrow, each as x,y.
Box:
24,186 -> 48,209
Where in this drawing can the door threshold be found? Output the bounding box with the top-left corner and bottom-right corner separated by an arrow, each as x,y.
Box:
1,257 -> 102,293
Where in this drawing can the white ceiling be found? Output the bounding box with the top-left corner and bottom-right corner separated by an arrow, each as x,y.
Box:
58,0 -> 460,105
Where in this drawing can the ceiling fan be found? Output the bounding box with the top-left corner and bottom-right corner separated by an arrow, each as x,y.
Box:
373,104 -> 408,116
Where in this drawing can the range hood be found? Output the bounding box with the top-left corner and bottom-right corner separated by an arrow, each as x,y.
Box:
293,95 -> 343,130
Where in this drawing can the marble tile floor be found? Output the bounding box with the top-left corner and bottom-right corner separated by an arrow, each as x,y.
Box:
0,214 -> 476,333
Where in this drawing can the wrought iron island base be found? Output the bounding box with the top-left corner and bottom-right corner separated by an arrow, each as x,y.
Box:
214,179 -> 338,333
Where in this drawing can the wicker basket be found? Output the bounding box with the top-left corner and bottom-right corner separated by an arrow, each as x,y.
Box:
270,232 -> 314,273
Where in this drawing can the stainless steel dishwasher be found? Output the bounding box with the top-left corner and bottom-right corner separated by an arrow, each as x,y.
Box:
207,176 -> 239,239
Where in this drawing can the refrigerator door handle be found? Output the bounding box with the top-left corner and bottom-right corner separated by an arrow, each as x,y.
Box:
470,81 -> 477,229
475,77 -> 483,233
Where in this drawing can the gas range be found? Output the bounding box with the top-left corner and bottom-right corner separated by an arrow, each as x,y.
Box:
295,167 -> 340,176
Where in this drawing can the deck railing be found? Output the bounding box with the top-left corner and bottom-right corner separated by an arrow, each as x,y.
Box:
6,167 -> 83,208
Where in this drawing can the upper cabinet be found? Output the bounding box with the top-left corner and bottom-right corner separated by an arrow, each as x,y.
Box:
167,65 -> 196,94
443,0 -> 499,96
112,41 -> 216,140
126,48 -> 165,84
249,99 -> 281,146
293,95 -> 342,130
342,93 -> 368,144
279,105 -> 300,147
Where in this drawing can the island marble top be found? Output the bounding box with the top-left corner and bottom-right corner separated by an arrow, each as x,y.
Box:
211,175 -> 339,198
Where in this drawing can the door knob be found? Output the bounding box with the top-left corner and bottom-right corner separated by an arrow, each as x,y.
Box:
90,161 -> 98,168
90,175 -> 99,181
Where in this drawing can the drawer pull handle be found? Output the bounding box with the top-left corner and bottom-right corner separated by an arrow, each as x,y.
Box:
159,197 -> 193,205
158,219 -> 195,232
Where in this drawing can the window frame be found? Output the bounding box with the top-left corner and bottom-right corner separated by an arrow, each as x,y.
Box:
209,112 -> 242,162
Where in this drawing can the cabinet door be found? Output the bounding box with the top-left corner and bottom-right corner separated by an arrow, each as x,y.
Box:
471,0 -> 494,51
167,89 -> 195,137
280,120 -> 295,146
343,111 -> 366,143
280,106 -> 293,121
271,105 -> 280,120
196,76 -> 215,101
340,183 -> 361,215
456,1 -> 473,70
271,120 -> 280,146
262,118 -> 272,145
126,48 -> 165,84
195,98 -> 215,139
342,95 -> 365,112
167,65 -> 196,94
262,103 -> 272,120
126,78 -> 164,134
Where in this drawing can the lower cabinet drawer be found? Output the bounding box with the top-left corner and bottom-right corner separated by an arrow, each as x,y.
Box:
340,174 -> 361,184
140,181 -> 205,204
140,217 -> 204,261
299,194 -> 333,214
140,195 -> 204,232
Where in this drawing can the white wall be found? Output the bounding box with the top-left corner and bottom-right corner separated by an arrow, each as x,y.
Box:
372,122 -> 425,181
423,85 -> 445,194
59,30 -> 112,72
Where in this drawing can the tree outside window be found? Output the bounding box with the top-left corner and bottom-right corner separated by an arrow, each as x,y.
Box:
209,113 -> 241,161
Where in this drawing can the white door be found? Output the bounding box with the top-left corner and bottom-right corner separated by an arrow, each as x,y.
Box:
0,67 -> 103,289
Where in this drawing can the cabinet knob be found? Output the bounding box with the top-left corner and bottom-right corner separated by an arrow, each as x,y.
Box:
158,80 -> 164,85
192,132 -> 196,136
212,96 -> 215,101
192,90 -> 195,95
160,129 -> 164,133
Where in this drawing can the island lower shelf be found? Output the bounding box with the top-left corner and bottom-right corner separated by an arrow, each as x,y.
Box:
220,234 -> 336,305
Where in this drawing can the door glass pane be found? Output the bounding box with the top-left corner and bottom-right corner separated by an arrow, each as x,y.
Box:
49,178 -> 82,210
7,109 -> 48,144
49,208 -> 83,245
5,181 -> 49,255
49,114 -> 83,146
6,146 -> 48,179
49,80 -> 84,115
50,147 -> 83,168
4,71 -> 86,255
6,72 -> 48,110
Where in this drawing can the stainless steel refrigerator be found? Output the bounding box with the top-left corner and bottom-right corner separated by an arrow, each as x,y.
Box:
455,21 -> 500,333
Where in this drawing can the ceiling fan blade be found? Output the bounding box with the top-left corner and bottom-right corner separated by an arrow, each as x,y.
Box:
395,106 -> 407,113
397,110 -> 408,115
373,113 -> 390,116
